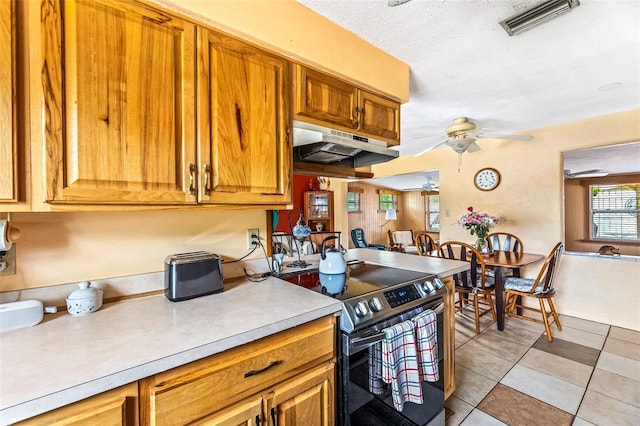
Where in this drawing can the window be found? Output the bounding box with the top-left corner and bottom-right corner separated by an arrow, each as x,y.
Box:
425,194 -> 440,231
347,191 -> 361,212
590,182 -> 639,241
379,193 -> 397,211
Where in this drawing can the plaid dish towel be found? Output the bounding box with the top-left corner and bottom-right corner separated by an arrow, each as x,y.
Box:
381,320 -> 423,411
368,342 -> 384,395
412,309 -> 439,382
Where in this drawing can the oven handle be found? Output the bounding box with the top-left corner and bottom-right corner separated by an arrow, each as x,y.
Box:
348,302 -> 444,348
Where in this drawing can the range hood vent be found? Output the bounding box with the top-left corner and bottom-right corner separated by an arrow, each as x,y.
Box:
293,121 -> 399,168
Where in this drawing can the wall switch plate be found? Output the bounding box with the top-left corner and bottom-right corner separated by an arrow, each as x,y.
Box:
247,229 -> 260,249
0,245 -> 16,276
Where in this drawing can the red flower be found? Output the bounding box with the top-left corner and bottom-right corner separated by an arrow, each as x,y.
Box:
467,206 -> 474,212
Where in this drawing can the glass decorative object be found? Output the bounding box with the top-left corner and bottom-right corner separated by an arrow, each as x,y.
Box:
290,211 -> 311,268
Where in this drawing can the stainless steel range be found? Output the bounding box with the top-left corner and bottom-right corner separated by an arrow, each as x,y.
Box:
281,261 -> 446,426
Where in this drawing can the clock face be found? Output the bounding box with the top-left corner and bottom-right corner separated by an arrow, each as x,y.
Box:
474,168 -> 501,191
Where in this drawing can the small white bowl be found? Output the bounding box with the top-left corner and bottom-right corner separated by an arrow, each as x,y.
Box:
66,282 -> 103,316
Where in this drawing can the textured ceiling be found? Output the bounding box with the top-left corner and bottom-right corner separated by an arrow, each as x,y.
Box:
298,0 -> 640,189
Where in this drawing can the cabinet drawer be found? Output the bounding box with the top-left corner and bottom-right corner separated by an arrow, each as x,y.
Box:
15,383 -> 138,426
140,316 -> 336,425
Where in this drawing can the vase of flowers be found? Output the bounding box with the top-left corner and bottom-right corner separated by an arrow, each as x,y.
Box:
458,207 -> 506,253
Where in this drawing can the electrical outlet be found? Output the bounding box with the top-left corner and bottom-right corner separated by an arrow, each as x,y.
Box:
445,209 -> 450,217
0,245 -> 16,276
247,228 -> 260,248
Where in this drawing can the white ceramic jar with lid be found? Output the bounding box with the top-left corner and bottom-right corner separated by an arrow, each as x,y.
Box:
66,281 -> 103,315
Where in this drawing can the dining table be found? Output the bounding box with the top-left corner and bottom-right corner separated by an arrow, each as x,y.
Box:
483,251 -> 544,330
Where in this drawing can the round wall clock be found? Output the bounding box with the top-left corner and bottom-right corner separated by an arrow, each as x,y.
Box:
474,168 -> 501,191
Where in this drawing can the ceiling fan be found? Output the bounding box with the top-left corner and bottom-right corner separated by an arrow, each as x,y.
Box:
564,169 -> 610,178
404,175 -> 439,192
413,117 -> 534,157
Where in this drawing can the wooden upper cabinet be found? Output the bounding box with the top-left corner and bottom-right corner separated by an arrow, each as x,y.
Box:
293,64 -> 400,146
41,0 -> 197,204
197,28 -> 292,205
358,90 -> 400,142
0,0 -> 18,202
293,65 -> 358,131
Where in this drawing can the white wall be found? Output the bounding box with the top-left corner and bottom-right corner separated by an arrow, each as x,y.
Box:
373,109 -> 640,331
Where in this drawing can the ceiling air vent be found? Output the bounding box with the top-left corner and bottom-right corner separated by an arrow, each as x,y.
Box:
499,0 -> 580,36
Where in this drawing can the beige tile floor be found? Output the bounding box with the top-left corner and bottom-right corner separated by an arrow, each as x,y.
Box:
446,312 -> 640,426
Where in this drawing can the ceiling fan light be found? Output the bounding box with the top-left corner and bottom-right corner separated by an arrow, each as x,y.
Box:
499,0 -> 580,36
449,137 -> 476,154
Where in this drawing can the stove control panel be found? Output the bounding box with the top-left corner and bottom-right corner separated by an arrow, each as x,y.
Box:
384,284 -> 423,308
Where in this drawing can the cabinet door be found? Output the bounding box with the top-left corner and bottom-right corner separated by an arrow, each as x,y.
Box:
197,28 -> 291,205
190,396 -> 263,426
358,90 -> 400,143
293,65 -> 358,131
41,0 -> 197,204
269,363 -> 335,426
0,0 -> 17,202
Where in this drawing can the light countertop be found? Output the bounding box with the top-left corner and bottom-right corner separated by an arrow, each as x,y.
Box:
0,278 -> 341,424
0,249 -> 468,424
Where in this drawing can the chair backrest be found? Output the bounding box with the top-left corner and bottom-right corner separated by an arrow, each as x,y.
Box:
351,228 -> 368,248
528,242 -> 564,294
437,241 -> 489,290
415,232 -> 438,256
486,232 -> 524,255
388,229 -> 415,246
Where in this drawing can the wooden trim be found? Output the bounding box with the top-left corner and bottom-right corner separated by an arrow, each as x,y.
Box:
293,162 -> 374,179
347,187 -> 364,193
576,172 -> 640,186
420,190 -> 439,196
377,189 -> 401,195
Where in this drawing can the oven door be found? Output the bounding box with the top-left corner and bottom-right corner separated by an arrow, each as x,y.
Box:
337,300 -> 445,426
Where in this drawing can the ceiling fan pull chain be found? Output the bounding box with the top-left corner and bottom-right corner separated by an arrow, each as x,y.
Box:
458,153 -> 462,173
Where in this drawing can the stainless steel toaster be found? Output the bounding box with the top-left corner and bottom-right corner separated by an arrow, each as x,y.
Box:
164,251 -> 223,301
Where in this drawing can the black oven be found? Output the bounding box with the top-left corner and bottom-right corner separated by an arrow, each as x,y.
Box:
280,262 -> 446,426
339,300 -> 445,426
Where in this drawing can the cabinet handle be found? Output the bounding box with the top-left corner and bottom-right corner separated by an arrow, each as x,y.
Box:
203,164 -> 211,195
243,360 -> 282,378
188,163 -> 196,195
271,407 -> 277,426
352,106 -> 359,129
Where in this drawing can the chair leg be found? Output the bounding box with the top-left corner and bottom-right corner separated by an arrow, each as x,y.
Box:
473,294 -> 481,334
540,299 -> 553,342
487,293 -> 497,323
548,298 -> 562,331
505,293 -> 516,316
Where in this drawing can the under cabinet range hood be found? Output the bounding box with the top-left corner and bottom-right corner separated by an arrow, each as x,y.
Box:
293,121 -> 399,168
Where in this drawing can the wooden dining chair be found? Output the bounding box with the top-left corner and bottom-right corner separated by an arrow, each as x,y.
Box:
438,241 -> 497,333
484,232 -> 524,278
504,242 -> 564,341
486,232 -> 524,255
415,232 -> 438,256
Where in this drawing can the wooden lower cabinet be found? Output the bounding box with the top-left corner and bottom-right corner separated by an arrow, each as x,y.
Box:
194,363 -> 334,426
140,316 -> 336,425
15,383 -> 138,426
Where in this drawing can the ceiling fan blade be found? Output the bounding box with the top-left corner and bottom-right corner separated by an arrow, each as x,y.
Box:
476,133 -> 533,141
413,139 -> 448,157
466,142 -> 481,153
564,169 -> 610,178
387,0 -> 412,6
